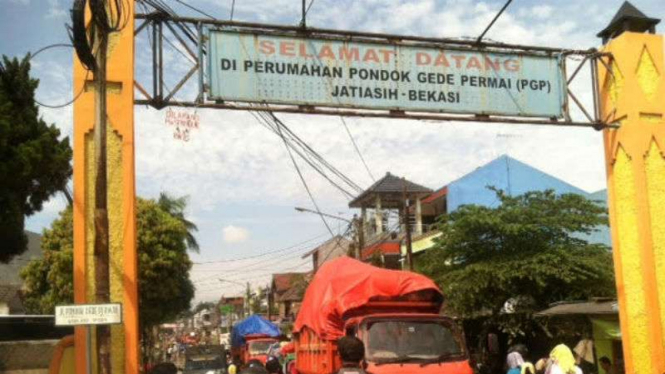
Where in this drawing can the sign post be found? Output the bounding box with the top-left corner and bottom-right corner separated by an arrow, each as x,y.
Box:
55,303 -> 123,374
55,303 -> 123,327
208,30 -> 567,119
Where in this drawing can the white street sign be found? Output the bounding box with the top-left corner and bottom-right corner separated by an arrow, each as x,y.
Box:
55,303 -> 123,326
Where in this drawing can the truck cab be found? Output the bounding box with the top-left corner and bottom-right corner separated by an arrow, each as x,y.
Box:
244,335 -> 280,364
350,314 -> 471,374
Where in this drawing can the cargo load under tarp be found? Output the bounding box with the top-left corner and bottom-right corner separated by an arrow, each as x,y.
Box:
231,315 -> 280,347
294,257 -> 443,340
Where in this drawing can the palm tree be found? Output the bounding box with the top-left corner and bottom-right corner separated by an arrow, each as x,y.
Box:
157,192 -> 200,252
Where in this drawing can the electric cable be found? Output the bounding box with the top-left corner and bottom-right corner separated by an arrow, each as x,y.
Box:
25,43 -> 90,109
250,111 -> 357,200
172,0 -> 216,19
339,116 -> 375,182
273,112 -> 337,241
192,231 -> 329,265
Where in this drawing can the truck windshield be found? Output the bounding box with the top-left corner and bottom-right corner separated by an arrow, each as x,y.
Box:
248,341 -> 274,355
366,321 -> 462,362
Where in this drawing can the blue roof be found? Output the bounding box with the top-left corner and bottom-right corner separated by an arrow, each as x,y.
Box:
445,155 -> 611,247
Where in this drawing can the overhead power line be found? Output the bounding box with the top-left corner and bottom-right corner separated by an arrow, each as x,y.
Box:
172,0 -> 216,19
272,111 -> 336,240
192,231 -> 329,265
339,117 -> 375,183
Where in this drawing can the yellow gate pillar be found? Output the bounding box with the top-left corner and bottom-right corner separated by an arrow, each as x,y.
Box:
72,2 -> 139,374
598,4 -> 665,374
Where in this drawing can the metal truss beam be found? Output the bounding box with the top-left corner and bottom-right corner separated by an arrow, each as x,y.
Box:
133,12 -> 615,130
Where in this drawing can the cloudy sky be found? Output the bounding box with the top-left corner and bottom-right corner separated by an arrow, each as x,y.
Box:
2,0 -> 664,302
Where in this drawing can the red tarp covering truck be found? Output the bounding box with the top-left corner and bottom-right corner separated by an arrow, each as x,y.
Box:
293,257 -> 472,374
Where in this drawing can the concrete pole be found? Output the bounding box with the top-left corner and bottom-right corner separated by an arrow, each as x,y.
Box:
415,197 -> 423,235
375,196 -> 383,235
360,207 -> 367,240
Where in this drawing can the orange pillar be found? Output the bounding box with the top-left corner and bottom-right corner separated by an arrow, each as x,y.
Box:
599,31 -> 665,374
72,3 -> 139,374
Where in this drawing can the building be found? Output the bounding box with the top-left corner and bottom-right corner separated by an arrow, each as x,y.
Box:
0,285 -> 24,316
401,155 -> 611,259
347,155 -> 611,267
0,231 -> 43,315
270,273 -> 309,320
348,172 -> 432,267
301,235 -> 351,271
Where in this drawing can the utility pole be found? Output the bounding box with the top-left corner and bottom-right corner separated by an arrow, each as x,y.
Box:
245,282 -> 251,316
267,286 -> 272,320
402,178 -> 414,271
93,25 -> 112,374
354,214 -> 364,259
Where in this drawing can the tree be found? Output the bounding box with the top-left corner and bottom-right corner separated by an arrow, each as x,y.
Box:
158,192 -> 199,252
418,188 -> 616,337
21,196 -> 195,330
0,56 -> 72,263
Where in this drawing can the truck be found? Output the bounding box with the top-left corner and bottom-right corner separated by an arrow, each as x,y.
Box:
230,315 -> 281,365
183,345 -> 227,374
293,257 -> 473,374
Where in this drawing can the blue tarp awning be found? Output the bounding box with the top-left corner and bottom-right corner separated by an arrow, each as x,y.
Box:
231,315 -> 280,347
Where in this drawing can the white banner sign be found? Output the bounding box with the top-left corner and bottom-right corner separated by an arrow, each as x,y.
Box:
55,303 -> 123,326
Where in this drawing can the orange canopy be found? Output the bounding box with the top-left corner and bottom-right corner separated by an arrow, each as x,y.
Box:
293,257 -> 442,340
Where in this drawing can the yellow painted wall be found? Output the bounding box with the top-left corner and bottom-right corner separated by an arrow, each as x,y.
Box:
600,32 -> 665,374
72,3 -> 138,374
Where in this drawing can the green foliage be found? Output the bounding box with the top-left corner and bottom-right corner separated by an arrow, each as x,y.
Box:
158,192 -> 199,252
418,189 -> 616,337
21,196 -> 195,329
193,301 -> 216,314
137,198 -> 195,328
0,56 -> 72,263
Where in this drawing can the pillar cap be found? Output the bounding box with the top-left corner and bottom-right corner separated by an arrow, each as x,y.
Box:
597,1 -> 660,43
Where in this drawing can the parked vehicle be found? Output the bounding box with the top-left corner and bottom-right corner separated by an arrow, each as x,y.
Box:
231,315 -> 281,365
183,345 -> 227,374
293,257 -> 473,374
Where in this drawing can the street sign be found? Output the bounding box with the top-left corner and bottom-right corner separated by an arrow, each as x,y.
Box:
208,30 -> 567,118
55,303 -> 123,326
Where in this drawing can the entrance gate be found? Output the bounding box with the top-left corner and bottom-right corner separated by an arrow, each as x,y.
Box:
68,2 -> 665,374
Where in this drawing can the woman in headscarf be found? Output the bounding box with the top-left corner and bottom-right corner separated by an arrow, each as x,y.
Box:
507,351 -> 536,374
547,344 -> 583,374
507,352 -> 525,374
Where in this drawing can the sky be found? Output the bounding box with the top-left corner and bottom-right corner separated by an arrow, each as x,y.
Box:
2,0 -> 664,303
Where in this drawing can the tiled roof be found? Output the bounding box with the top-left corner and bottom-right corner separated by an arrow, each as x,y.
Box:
535,299 -> 619,316
271,273 -> 308,295
421,187 -> 448,204
301,236 -> 351,259
349,172 -> 432,208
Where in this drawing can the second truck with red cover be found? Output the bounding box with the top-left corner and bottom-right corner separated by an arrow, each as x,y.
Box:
292,257 -> 472,374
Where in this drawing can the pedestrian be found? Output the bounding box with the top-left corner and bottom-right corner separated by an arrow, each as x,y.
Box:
548,344 -> 583,374
239,359 -> 268,374
507,351 -> 536,374
336,336 -> 368,374
228,358 -> 240,374
266,357 -> 283,374
599,357 -> 616,374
